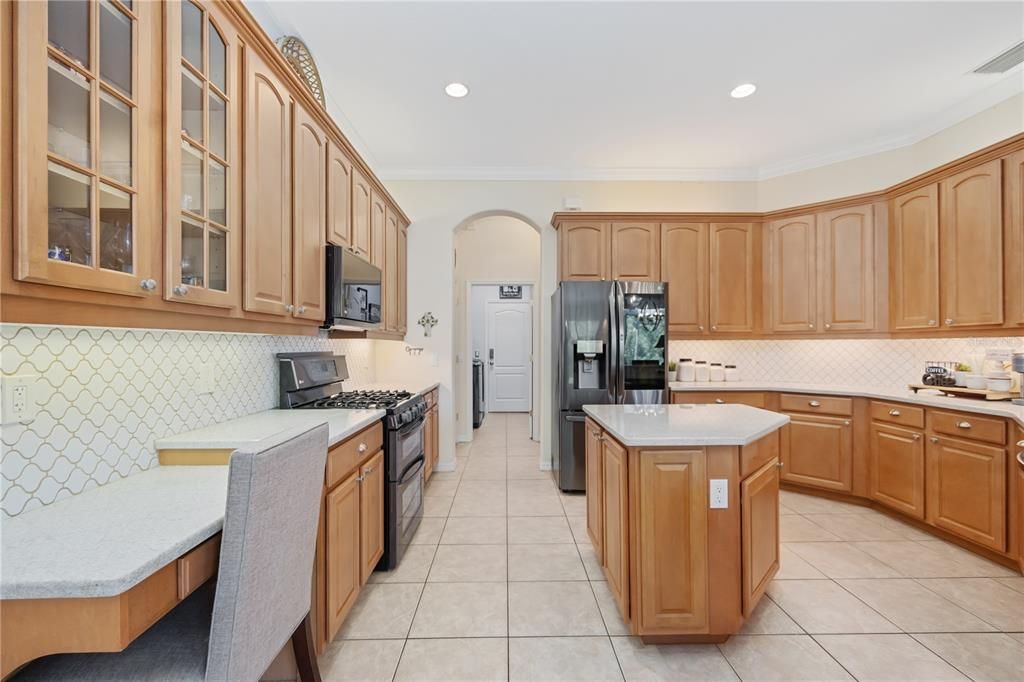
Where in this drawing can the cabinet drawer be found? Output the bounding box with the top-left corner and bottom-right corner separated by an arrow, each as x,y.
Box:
779,393 -> 852,416
870,401 -> 925,429
672,391 -> 766,408
930,410 -> 1006,445
177,535 -> 221,600
327,422 -> 384,489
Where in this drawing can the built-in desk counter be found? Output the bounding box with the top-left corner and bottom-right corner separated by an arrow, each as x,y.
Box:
581,404 -> 789,642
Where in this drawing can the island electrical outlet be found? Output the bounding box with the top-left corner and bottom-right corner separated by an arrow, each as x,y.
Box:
710,479 -> 728,509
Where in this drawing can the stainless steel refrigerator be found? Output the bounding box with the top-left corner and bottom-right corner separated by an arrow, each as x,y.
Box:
551,281 -> 668,491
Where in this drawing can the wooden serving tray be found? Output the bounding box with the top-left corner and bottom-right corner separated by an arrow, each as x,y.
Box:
908,384 -> 1016,401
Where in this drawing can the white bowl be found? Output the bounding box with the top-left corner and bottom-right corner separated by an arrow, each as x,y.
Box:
964,374 -> 987,389
955,370 -> 970,387
986,377 -> 1012,392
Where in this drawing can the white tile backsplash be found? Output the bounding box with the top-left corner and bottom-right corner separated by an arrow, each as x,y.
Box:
667,337 -> 1024,387
1,324 -> 376,518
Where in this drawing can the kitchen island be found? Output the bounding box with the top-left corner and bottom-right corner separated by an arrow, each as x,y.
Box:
582,403 -> 789,642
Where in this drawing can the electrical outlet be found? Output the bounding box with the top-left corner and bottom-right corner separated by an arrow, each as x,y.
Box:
195,362 -> 216,395
709,479 -> 729,509
2,375 -> 39,424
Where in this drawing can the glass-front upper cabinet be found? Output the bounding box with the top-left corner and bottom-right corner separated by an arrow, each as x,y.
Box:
15,0 -> 158,296
165,0 -> 239,308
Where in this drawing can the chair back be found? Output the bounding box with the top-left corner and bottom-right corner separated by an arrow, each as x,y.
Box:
205,423 -> 328,681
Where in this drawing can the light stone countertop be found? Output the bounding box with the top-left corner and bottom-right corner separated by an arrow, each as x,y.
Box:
1,466 -> 229,599
667,381 -> 1024,428
345,380 -> 441,396
583,403 -> 790,447
154,408 -> 384,451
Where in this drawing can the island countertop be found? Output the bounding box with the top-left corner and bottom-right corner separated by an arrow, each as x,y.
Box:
582,403 -> 790,447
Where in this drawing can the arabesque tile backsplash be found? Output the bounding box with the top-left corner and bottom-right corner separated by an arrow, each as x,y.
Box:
1,325 -> 376,518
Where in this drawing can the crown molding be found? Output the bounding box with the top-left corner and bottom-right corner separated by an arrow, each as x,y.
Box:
378,75 -> 1023,184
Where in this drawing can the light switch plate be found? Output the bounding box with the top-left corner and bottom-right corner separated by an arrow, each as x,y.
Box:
709,479 -> 729,509
1,374 -> 40,425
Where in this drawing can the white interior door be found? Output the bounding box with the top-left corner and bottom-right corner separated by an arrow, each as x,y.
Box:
486,301 -> 532,412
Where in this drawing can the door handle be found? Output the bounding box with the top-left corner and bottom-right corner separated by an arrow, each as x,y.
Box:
489,348 -> 494,367
566,415 -> 587,423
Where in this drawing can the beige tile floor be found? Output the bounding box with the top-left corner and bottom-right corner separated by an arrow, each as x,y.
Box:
321,413 -> 1024,681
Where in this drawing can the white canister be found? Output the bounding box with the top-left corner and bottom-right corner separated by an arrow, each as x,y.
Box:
709,363 -> 725,382
725,364 -> 741,381
677,359 -> 695,382
694,361 -> 709,382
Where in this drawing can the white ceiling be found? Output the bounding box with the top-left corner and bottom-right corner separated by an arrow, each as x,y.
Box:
247,1 -> 1024,181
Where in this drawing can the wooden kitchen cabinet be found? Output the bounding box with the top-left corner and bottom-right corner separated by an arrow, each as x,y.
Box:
780,413 -> 853,492
165,0 -> 242,309
243,45 -> 292,316
1005,150 -> 1024,327
358,449 -> 385,584
740,457 -> 780,617
818,204 -> 876,331
602,434 -> 630,618
560,222 -> 611,281
384,206 -> 400,332
326,141 -> 353,249
661,223 -> 708,334
636,448 -> 708,633
370,190 -> 386,269
13,0 -> 161,297
889,185 -> 940,330
585,419 -> 604,561
350,167 -> 372,261
611,223 -> 660,281
291,103 -> 327,322
708,223 -> 758,333
869,422 -> 925,519
940,160 -> 1004,328
926,435 -> 1006,552
672,392 -> 767,408
325,469 -> 361,642
765,215 -> 816,333
423,391 -> 439,482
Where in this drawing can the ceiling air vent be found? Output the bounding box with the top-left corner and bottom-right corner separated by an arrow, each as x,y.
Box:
974,41 -> 1024,74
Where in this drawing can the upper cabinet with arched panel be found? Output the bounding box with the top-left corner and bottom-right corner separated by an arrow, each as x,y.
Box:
13,0 -> 161,297
165,0 -> 241,309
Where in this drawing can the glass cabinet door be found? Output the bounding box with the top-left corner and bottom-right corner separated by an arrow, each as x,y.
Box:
165,0 -> 238,308
618,284 -> 668,401
15,0 -> 154,296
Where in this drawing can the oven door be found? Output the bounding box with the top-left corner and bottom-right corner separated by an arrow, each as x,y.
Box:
390,415 -> 425,481
396,457 -> 424,556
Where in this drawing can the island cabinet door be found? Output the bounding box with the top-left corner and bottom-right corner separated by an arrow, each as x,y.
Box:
926,436 -> 1006,552
585,420 -> 604,562
780,413 -> 853,492
325,470 -> 361,642
636,449 -> 708,633
601,436 -> 630,620
869,423 -> 925,520
741,457 -> 780,617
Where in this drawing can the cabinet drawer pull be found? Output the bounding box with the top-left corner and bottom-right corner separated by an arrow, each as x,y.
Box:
807,323 -> 814,329
808,400 -> 821,407
824,323 -> 831,329
714,398 -> 725,404
956,421 -> 971,430
930,437 -> 939,444
358,442 -> 368,453
355,475 -> 364,482
888,409 -> 901,417
775,462 -> 783,469
928,319 -> 936,326
1016,440 -> 1023,448
912,433 -> 921,441
945,318 -> 954,325
711,325 -> 717,331
844,420 -> 851,426
1018,452 -> 1024,467
363,465 -> 375,474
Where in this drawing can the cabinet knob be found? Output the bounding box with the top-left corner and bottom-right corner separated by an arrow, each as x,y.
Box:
775,461 -> 783,469
844,420 -> 851,426
139,278 -> 157,291
711,325 -> 717,331
364,465 -> 375,474
824,323 -> 831,329
928,319 -> 936,326
808,323 -> 814,329
173,284 -> 188,296
1018,440 -> 1024,448
808,400 -> 821,407
297,305 -> 307,314
956,421 -> 971,430
945,318 -> 954,325
888,409 -> 901,417
698,325 -> 704,331
358,443 -> 367,453
285,304 -> 294,312
930,437 -> 939,444
355,475 -> 364,482
912,433 -> 921,441
714,398 -> 725,404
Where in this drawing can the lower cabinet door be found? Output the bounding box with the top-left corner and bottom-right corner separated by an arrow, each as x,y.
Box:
359,450 -> 385,584
926,436 -> 1007,551
869,423 -> 925,519
780,413 -> 853,492
326,471 -> 361,642
585,420 -> 604,563
601,436 -> 630,621
636,449 -> 708,633
741,457 -> 780,617
423,409 -> 435,482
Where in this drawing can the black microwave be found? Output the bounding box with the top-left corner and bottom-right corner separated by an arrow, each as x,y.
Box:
324,245 -> 382,330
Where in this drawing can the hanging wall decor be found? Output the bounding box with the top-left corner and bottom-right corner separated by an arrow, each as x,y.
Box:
418,312 -> 438,337
276,36 -> 326,109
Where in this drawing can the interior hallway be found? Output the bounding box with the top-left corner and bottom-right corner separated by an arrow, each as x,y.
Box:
319,414 -> 1024,681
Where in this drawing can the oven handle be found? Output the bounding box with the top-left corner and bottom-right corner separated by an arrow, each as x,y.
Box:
396,412 -> 426,438
399,456 -> 425,485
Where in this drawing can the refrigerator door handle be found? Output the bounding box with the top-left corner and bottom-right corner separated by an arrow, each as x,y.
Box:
607,285 -> 618,405
615,282 -> 626,404
565,414 -> 588,423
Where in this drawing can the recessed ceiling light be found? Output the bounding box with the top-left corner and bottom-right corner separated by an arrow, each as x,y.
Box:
445,82 -> 469,98
730,83 -> 757,99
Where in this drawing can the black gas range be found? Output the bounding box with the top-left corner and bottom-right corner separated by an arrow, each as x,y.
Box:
277,352 -> 425,570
